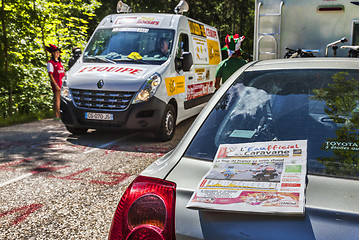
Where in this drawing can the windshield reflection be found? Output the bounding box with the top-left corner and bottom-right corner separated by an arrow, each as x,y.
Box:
184,69 -> 359,179
83,28 -> 175,64
312,71 -> 359,178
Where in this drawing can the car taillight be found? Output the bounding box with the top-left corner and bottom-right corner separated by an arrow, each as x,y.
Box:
109,175 -> 176,240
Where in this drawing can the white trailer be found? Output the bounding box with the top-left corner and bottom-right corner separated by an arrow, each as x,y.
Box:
254,0 -> 359,60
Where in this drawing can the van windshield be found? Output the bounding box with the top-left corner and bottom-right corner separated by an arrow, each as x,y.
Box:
184,69 -> 359,179
83,28 -> 175,65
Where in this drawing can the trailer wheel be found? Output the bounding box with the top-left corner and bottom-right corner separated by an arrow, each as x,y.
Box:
65,125 -> 88,135
155,104 -> 176,142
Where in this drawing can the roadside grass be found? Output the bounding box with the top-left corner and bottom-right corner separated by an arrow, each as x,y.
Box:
0,110 -> 54,128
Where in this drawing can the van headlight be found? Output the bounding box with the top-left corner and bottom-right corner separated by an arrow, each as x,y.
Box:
132,73 -> 161,104
61,78 -> 72,100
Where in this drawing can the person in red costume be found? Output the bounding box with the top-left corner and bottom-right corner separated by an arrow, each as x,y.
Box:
215,34 -> 247,90
45,44 -> 65,119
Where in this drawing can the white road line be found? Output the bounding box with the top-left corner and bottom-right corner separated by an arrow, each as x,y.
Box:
84,133 -> 139,154
0,173 -> 33,188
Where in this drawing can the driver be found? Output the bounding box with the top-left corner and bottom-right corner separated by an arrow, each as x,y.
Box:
160,37 -> 170,56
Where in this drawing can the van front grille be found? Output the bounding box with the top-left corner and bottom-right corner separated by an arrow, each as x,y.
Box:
71,89 -> 135,110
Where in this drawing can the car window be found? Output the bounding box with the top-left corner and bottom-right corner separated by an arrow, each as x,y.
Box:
83,28 -> 175,64
184,69 -> 359,179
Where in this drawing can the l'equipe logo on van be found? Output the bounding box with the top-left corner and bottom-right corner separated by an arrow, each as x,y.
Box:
78,66 -> 144,75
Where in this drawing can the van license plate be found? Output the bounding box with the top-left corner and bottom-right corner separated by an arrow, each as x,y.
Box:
85,112 -> 113,121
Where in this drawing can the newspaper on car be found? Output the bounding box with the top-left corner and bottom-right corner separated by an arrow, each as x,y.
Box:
187,140 -> 307,215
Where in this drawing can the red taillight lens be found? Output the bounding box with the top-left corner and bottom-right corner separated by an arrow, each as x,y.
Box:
108,176 -> 176,240
128,194 -> 166,229
127,227 -> 163,240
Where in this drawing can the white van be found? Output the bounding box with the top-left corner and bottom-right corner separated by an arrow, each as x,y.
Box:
60,7 -> 221,141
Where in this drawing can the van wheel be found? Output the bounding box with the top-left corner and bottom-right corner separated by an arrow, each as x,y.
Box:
65,126 -> 88,135
155,104 -> 176,142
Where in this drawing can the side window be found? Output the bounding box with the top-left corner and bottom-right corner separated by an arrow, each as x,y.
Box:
353,21 -> 359,45
175,33 -> 193,72
176,33 -> 189,58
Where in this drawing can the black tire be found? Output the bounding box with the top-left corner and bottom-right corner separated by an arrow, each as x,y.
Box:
155,104 -> 176,142
255,174 -> 264,181
65,125 -> 88,135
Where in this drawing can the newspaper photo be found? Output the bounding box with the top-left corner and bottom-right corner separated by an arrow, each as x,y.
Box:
186,140 -> 307,215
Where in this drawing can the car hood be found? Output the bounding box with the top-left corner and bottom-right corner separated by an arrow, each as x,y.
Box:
165,157 -> 359,240
66,63 -> 162,91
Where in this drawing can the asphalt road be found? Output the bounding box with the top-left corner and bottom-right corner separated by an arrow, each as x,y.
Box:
0,117 -> 195,239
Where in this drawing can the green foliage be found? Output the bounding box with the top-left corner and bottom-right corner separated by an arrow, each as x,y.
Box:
0,0 -> 101,121
0,110 -> 54,127
313,72 -> 359,178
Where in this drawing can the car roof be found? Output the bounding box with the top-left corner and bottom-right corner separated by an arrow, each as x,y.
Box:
98,13 -> 214,30
246,58 -> 359,71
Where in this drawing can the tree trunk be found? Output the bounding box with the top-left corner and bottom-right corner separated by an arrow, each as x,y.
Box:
1,0 -> 12,116
32,1 -> 48,58
240,0 -> 244,36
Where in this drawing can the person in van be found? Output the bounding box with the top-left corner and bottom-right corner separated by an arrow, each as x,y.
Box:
160,37 -> 170,56
150,37 -> 171,57
215,34 -> 247,90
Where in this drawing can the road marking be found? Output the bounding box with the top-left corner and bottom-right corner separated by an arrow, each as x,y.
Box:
84,133 -> 139,154
0,133 -> 139,187
0,162 -> 69,188
0,173 -> 33,188
0,203 -> 43,226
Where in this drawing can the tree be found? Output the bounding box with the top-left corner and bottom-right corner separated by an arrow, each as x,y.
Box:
0,0 -> 100,118
313,72 -> 359,177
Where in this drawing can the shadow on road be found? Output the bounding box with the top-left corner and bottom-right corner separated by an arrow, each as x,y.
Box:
0,116 -> 196,172
65,115 -> 197,154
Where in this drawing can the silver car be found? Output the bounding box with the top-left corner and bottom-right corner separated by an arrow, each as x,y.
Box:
108,58 -> 359,240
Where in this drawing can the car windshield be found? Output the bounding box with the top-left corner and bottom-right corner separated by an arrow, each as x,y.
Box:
83,28 -> 175,65
184,69 -> 359,179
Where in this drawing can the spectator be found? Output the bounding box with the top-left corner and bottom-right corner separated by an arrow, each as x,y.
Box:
45,44 -> 65,119
215,34 -> 247,90
68,47 -> 82,70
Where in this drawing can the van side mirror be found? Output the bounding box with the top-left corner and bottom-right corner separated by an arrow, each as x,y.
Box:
175,52 -> 193,72
182,52 -> 193,71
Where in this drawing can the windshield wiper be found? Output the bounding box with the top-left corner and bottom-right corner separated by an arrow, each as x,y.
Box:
85,56 -> 116,64
112,58 -> 150,64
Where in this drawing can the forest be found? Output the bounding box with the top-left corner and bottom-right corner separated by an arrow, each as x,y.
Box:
0,0 -> 254,125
